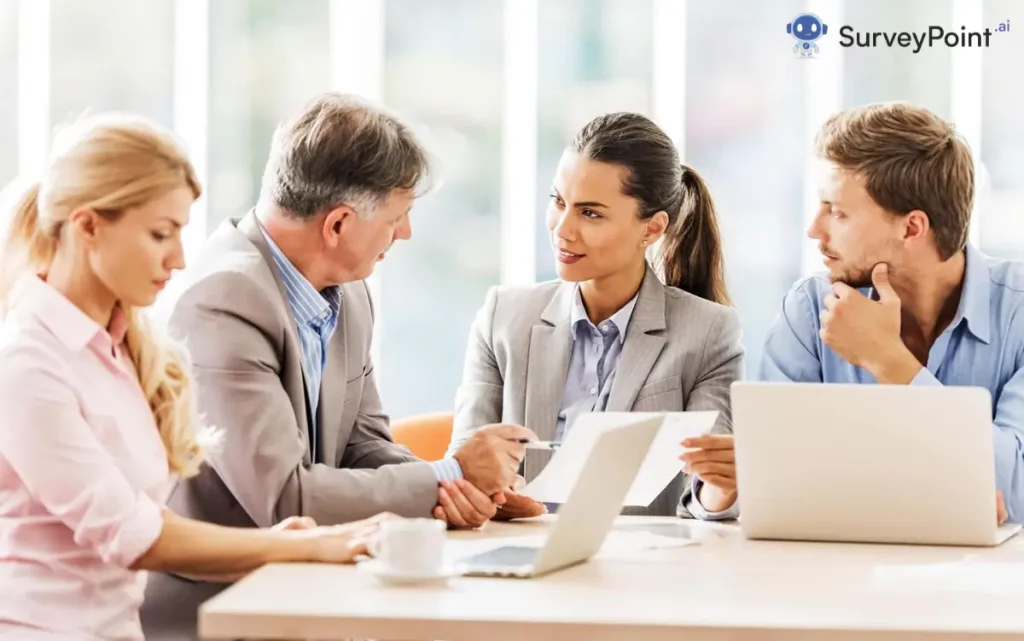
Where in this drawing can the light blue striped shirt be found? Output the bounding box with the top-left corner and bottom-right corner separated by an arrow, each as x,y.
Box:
262,227 -> 340,463
761,244 -> 1024,522
541,288 -> 637,514
556,287 -> 638,440
260,221 -> 462,483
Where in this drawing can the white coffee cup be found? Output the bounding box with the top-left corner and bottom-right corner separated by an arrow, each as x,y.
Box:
372,518 -> 446,576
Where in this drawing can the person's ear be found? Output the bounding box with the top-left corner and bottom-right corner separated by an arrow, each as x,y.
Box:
323,205 -> 357,247
67,207 -> 103,247
902,209 -> 930,243
643,211 -> 670,245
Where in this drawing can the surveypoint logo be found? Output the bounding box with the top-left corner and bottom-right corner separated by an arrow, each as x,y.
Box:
838,20 -> 1010,53
787,13 -> 828,58
787,13 -> 1011,58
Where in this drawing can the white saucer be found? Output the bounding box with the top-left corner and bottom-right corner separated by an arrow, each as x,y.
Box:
358,560 -> 466,586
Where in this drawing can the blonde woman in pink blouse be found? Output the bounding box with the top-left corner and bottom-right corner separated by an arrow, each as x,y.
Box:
0,115 -> 391,640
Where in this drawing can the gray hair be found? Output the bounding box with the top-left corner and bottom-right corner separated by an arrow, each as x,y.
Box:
262,92 -> 433,220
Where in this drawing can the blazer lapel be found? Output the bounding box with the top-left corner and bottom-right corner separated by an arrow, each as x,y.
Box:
606,267 -> 668,410
524,284 -> 575,442
237,212 -> 314,464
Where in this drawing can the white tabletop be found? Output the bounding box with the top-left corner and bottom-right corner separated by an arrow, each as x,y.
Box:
199,516 -> 1024,641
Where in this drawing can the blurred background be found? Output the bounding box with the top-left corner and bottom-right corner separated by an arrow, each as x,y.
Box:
1,0 -> 1021,419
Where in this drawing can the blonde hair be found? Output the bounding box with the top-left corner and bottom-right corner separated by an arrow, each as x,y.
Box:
0,114 -> 209,478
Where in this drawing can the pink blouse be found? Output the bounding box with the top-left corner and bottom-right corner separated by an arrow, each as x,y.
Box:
0,277 -> 171,640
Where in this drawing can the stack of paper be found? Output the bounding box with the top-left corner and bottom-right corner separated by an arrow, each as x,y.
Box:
521,411 -> 719,507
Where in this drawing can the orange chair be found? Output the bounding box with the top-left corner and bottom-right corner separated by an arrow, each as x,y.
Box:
390,411 -> 454,462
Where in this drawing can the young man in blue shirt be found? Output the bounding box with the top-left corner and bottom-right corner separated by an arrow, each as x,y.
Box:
683,102 -> 1018,525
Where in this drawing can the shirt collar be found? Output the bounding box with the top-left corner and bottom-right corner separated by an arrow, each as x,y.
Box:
569,286 -> 639,344
868,244 -> 992,345
257,218 -> 342,326
17,275 -> 128,352
951,244 -> 991,344
108,305 -> 129,344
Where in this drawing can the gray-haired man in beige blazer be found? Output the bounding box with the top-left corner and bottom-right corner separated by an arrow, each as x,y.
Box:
141,93 -> 533,641
449,112 -> 745,520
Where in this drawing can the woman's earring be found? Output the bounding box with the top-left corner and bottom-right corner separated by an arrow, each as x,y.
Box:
642,239 -> 648,246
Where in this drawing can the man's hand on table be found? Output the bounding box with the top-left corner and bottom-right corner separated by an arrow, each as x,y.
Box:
494,475 -> 546,521
433,474 -> 546,527
433,479 -> 502,529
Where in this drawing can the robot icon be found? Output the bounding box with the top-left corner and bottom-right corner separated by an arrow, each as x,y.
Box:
787,13 -> 828,58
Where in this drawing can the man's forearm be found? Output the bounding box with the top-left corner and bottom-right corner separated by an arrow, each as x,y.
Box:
993,425 -> 1024,523
868,345 -> 922,385
281,461 -> 439,525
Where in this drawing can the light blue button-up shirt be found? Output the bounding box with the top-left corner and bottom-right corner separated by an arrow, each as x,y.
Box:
260,221 -> 461,482
760,244 -> 1024,522
555,287 -> 638,440
261,225 -> 341,463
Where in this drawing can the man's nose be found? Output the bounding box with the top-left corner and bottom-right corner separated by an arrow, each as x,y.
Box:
396,216 -> 412,241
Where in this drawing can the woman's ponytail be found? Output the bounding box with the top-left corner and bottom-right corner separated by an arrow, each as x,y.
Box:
658,165 -> 731,305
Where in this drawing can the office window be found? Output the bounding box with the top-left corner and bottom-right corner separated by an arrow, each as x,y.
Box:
0,2 -> 17,186
979,0 -> 1024,258
842,0 -> 953,117
2,0 -> 1023,418
206,0 -> 330,234
534,0 -> 654,282
686,0 -> 807,378
50,0 -> 175,128
377,0 -> 503,419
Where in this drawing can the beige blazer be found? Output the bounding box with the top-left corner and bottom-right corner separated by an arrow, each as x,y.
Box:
141,212 -> 437,640
447,266 -> 744,517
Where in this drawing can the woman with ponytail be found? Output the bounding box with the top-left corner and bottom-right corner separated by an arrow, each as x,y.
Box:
448,112 -> 744,520
0,115 -> 391,640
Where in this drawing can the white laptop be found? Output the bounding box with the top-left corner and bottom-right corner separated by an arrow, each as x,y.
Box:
457,413 -> 663,578
731,382 -> 1021,547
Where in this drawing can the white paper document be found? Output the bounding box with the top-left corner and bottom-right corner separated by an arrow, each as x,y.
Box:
521,411 -> 719,507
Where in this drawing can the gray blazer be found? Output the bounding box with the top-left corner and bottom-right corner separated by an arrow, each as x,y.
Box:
141,212 -> 437,640
447,266 -> 744,517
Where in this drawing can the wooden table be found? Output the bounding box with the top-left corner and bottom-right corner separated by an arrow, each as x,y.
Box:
199,516 -> 1024,640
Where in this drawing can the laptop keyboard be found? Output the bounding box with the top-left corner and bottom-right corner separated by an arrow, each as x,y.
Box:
463,545 -> 540,568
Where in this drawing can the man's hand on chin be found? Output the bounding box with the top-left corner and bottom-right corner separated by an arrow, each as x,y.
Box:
820,263 -> 922,384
